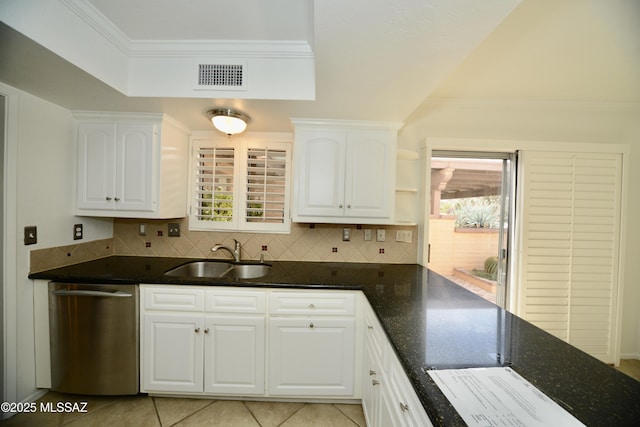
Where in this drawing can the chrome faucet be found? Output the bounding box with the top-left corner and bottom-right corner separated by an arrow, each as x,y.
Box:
211,239 -> 241,262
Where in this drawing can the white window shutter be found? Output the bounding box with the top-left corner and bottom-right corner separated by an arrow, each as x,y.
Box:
189,136 -> 292,233
518,151 -> 622,363
190,140 -> 238,230
244,147 -> 290,229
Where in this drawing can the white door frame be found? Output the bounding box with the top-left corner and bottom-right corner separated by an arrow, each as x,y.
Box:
1,83 -> 19,412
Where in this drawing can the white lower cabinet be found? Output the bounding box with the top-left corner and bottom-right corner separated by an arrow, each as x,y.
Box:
268,290 -> 357,396
141,286 -> 265,395
142,312 -> 204,393
362,301 -> 433,427
204,315 -> 265,394
268,317 -> 355,396
141,285 -> 431,426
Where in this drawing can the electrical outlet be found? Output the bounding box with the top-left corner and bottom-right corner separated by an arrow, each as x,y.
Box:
395,230 -> 413,243
363,229 -> 372,241
376,229 -> 385,242
73,224 -> 83,240
24,226 -> 37,245
168,223 -> 180,237
342,228 -> 351,241
139,223 -> 147,236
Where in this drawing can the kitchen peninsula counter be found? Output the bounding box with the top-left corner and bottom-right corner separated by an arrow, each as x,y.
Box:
30,256 -> 640,426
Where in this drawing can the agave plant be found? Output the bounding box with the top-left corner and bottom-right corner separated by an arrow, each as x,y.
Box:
447,197 -> 501,229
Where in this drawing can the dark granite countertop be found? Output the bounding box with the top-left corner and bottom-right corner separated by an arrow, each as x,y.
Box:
30,256 -> 640,426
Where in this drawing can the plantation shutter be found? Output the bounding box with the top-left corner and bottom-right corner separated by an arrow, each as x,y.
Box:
192,141 -> 238,228
518,151 -> 622,363
245,148 -> 288,222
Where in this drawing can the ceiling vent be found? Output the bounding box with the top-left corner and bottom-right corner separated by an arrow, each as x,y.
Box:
195,62 -> 247,91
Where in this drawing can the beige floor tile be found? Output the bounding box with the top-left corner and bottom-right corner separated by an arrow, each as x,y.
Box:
64,395 -> 160,427
0,408 -> 63,427
153,397 -> 216,426
280,403 -> 358,427
244,401 -> 305,427
174,400 -> 259,427
334,403 -> 366,427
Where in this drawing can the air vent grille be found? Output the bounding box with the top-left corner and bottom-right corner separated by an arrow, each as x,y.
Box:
198,64 -> 244,87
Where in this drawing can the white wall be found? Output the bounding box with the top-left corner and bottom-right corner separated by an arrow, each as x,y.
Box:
399,98 -> 640,359
1,82 -> 112,404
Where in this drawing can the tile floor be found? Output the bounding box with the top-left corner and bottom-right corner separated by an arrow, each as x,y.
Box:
1,392 -> 366,426
2,362 -> 638,427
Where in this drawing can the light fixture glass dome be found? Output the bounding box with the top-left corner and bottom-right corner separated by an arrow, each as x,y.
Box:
207,108 -> 250,135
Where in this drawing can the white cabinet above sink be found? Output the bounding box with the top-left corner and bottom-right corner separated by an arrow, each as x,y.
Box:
74,112 -> 189,219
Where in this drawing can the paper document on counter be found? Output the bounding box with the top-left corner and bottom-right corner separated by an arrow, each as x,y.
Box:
428,367 -> 586,427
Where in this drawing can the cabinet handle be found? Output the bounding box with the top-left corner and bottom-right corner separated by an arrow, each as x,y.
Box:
309,322 -> 314,328
308,303 -> 315,309
195,327 -> 200,333
369,369 -> 377,376
105,196 -> 112,201
400,403 -> 409,412
372,380 -> 380,386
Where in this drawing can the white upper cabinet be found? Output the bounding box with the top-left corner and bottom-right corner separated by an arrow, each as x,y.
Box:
292,120 -> 400,224
75,112 -> 189,218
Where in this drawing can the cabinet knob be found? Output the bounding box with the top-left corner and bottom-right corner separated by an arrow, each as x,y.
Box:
204,328 -> 209,334
308,303 -> 315,309
194,327 -> 200,333
369,369 -> 377,376
372,379 -> 380,386
338,204 -> 343,208
309,322 -> 314,328
347,204 -> 351,208
367,325 -> 374,330
105,196 -> 112,201
400,403 -> 409,412
114,197 -> 120,202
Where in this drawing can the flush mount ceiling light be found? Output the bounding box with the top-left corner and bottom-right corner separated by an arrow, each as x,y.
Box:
207,108 -> 250,135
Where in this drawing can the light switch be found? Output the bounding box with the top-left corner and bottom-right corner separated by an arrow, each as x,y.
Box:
342,228 -> 351,241
24,226 -> 37,245
364,229 -> 372,241
376,229 -> 385,242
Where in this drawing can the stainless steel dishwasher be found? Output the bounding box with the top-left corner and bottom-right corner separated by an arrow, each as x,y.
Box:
48,282 -> 139,395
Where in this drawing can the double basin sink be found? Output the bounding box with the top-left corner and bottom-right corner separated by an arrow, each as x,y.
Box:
164,260 -> 271,280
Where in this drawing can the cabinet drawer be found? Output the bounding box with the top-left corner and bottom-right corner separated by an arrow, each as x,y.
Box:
269,291 -> 356,316
205,289 -> 266,314
143,286 -> 205,311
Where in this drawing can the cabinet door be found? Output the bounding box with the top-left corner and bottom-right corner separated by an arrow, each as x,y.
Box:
141,312 -> 204,393
295,131 -> 346,217
268,317 -> 355,396
345,130 -> 395,218
204,316 -> 265,395
115,123 -> 156,211
76,123 -> 116,210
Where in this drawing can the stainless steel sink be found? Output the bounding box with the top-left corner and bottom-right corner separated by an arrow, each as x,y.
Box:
232,264 -> 272,279
164,261 -> 233,278
164,261 -> 271,280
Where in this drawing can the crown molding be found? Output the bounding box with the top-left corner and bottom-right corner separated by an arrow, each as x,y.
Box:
129,40 -> 314,59
59,0 -> 131,54
59,0 -> 314,61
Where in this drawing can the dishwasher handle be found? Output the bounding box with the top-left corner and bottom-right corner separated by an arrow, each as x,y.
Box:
52,289 -> 133,298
